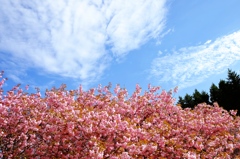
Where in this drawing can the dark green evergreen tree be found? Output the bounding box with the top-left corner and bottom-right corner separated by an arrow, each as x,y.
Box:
178,90 -> 210,109
217,69 -> 240,113
209,83 -> 220,103
178,94 -> 195,109
192,89 -> 209,105
178,69 -> 240,115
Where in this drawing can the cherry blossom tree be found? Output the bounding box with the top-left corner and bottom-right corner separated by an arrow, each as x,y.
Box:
0,71 -> 240,158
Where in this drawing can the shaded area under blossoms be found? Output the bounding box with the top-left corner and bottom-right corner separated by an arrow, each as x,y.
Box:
0,71 -> 240,158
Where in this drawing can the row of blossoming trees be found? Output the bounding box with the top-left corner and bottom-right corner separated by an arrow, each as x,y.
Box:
0,71 -> 240,158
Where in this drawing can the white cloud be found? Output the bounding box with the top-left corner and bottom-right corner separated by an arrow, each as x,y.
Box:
156,28 -> 174,45
105,0 -> 167,56
0,0 -> 167,85
158,51 -> 163,55
150,30 -> 240,89
205,40 -> 212,44
0,53 -> 28,84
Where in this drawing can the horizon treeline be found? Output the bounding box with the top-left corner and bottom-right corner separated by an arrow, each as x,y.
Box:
178,69 -> 240,115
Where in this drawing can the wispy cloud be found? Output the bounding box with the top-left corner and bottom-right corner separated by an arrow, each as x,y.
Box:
150,30 -> 240,89
0,53 -> 28,84
0,0 -> 167,85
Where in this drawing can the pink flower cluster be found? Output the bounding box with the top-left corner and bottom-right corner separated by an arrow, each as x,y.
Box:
0,72 -> 240,158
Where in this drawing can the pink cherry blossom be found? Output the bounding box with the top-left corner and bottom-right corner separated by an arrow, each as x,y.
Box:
0,72 -> 240,158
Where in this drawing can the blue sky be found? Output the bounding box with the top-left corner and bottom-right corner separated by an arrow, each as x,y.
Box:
0,0 -> 240,100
